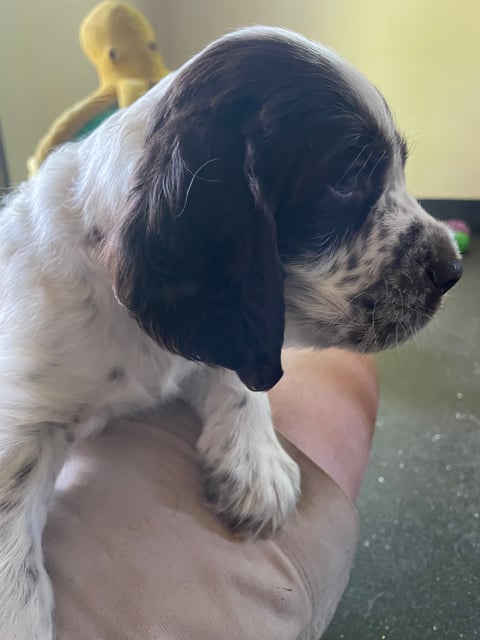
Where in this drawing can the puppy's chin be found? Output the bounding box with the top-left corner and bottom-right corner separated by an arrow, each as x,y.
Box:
348,315 -> 434,354
284,295 -> 443,354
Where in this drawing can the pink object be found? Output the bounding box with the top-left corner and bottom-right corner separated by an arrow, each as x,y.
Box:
446,219 -> 470,234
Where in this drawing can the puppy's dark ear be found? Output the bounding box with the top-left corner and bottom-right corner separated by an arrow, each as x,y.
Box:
106,108 -> 285,391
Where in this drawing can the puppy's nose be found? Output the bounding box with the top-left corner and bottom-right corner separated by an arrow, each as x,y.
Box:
427,258 -> 463,294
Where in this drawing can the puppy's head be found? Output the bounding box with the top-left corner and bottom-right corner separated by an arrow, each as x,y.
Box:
107,27 -> 462,391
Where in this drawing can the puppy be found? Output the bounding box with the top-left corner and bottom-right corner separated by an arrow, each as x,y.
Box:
0,27 -> 461,639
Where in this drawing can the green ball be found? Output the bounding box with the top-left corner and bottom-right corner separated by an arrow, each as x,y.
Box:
453,231 -> 470,255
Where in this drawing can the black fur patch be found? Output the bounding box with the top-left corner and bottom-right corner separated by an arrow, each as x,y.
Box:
392,245 -> 405,269
398,221 -> 423,248
233,394 -> 248,410
347,253 -> 359,271
377,225 -> 390,241
13,459 -> 37,487
0,496 -> 20,512
340,273 -> 361,286
21,550 -> 40,605
107,366 -> 126,382
203,467 -> 267,536
346,327 -> 368,344
87,226 -> 104,245
360,298 -> 376,311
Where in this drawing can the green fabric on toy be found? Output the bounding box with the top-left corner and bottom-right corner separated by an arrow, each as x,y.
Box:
27,1 -> 169,177
72,103 -> 119,141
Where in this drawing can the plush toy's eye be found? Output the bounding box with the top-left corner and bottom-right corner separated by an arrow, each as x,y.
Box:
109,49 -> 117,61
149,42 -> 157,51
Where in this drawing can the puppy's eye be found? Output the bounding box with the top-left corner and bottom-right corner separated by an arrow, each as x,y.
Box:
109,49 -> 117,61
331,150 -> 383,198
331,172 -> 361,197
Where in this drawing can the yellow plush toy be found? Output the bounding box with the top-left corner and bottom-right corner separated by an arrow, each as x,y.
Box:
28,1 -> 169,176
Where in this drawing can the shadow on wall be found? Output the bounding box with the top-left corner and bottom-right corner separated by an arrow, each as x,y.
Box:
0,120 -> 10,189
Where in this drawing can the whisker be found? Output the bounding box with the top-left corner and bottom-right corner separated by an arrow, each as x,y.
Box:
175,158 -> 219,218
184,165 -> 219,183
333,145 -> 368,189
368,150 -> 387,182
351,151 -> 374,183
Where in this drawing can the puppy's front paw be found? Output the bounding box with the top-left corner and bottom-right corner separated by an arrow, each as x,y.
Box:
202,442 -> 301,537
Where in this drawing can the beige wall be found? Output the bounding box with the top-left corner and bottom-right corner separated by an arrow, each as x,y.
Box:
1,0 -> 479,198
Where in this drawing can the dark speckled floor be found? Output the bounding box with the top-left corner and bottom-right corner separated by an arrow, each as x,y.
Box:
324,237 -> 480,639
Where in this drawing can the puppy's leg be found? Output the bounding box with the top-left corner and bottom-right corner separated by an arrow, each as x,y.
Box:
0,424 -> 68,640
191,369 -> 300,536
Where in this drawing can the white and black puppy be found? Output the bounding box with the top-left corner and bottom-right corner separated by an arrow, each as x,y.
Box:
0,27 -> 461,638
